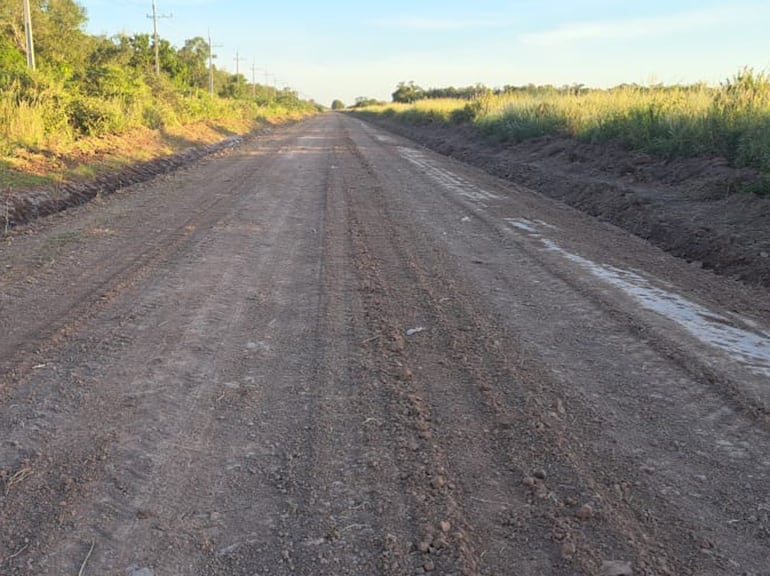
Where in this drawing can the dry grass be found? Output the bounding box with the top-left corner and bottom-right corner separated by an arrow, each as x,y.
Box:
3,463 -> 33,496
0,112 -> 310,192
358,68 -> 770,189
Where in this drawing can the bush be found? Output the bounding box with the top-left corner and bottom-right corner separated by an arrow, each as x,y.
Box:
450,102 -> 479,125
67,96 -> 128,136
82,65 -> 146,101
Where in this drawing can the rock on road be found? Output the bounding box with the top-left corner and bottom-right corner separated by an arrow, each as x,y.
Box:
2,114 -> 770,575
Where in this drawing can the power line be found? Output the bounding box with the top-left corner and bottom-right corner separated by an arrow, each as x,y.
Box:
147,1 -> 172,76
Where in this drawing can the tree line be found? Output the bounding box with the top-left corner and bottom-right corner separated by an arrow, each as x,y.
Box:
386,80 -> 715,104
0,0 -> 300,100
1,0 -> 311,141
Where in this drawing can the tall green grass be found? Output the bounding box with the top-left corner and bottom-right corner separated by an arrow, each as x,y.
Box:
0,71 -> 315,156
358,69 -> 770,189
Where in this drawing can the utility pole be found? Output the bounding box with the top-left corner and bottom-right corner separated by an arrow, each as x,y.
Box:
207,30 -> 222,96
234,49 -> 244,78
269,74 -> 279,102
22,0 -> 35,70
147,1 -> 172,77
251,60 -> 261,99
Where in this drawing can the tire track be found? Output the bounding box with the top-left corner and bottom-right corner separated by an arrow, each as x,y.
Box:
340,117 -> 770,574
0,141 -> 279,400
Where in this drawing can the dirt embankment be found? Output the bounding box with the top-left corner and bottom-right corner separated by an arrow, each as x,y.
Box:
1,136 -> 245,229
354,115 -> 770,288
1,115 -> 316,229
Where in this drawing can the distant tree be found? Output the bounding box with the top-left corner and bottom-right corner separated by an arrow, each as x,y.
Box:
219,73 -> 248,99
353,96 -> 379,108
158,38 -> 184,80
127,33 -> 154,74
420,83 -> 489,101
331,99 -> 345,110
392,81 -> 424,103
89,34 -> 132,68
177,36 -> 209,89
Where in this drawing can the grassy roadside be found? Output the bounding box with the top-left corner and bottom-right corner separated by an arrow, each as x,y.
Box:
355,69 -> 770,194
1,105 -> 314,192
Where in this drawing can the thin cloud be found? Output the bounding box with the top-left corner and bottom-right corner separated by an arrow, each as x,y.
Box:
374,17 -> 503,31
520,4 -> 763,47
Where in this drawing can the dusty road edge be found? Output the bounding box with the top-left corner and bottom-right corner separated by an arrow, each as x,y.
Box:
2,122 -> 291,228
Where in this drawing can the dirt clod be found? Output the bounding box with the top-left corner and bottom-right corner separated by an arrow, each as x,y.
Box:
561,542 -> 577,558
522,476 -> 537,488
430,476 -> 446,490
576,504 -> 594,521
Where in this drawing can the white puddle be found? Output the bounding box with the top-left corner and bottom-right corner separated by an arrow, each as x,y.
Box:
393,142 -> 770,379
505,217 -> 540,234
397,147 -> 501,203
547,239 -> 770,377
374,134 -> 397,144
511,223 -> 770,378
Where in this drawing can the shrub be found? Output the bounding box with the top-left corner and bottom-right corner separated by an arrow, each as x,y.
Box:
67,96 -> 128,136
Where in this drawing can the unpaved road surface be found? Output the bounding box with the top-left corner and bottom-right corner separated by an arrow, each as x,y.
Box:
2,114 -> 770,575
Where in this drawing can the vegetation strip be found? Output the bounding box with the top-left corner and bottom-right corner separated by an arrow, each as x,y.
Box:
355,70 -> 770,195
1,0 -> 321,220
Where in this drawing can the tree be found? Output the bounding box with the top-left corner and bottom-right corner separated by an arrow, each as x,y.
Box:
0,0 -> 92,77
392,81 -> 424,103
353,96 -> 379,108
0,0 -> 27,54
128,33 -> 153,74
31,0 -> 91,77
89,34 -> 132,68
331,99 -> 345,110
82,63 -> 145,101
219,73 -> 248,99
177,36 -> 209,89
0,34 -> 25,73
157,38 -> 183,81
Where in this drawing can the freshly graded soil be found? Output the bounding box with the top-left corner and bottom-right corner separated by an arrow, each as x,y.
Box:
1,114 -> 769,575
357,116 -> 770,288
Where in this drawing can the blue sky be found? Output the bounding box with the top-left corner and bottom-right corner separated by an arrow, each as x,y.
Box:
80,0 -> 770,106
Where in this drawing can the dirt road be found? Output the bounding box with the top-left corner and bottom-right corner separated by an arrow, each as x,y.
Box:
2,114 -> 770,575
